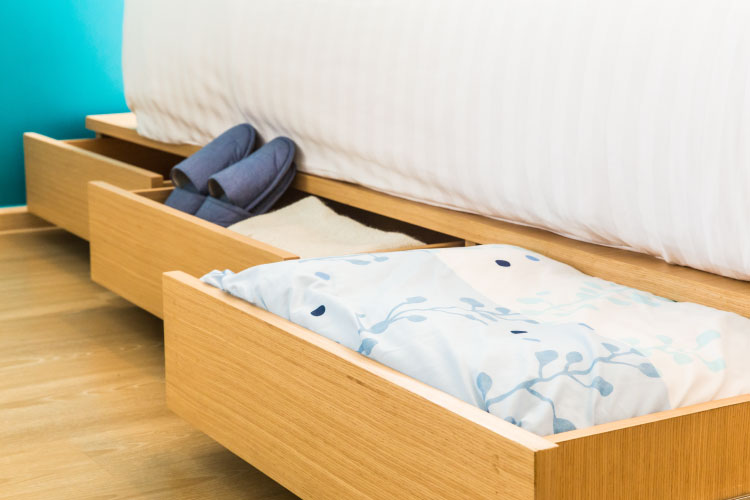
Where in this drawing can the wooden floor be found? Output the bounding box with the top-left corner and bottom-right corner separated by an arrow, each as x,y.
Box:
0,228 -> 296,500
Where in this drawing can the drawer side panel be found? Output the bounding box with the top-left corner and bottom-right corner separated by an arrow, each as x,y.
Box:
24,133 -> 163,239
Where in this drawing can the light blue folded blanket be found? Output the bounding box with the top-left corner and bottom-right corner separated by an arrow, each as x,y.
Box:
202,245 -> 750,435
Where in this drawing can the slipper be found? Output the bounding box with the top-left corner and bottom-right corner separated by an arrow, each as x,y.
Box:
193,196 -> 253,228
207,137 -> 296,214
163,187 -> 207,215
170,123 -> 256,194
248,163 -> 297,215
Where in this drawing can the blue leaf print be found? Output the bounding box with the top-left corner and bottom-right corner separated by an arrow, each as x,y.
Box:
495,307 -> 511,314
591,376 -> 614,396
407,315 -> 427,322
358,338 -> 378,355
638,362 -> 660,378
510,330 -> 527,334
525,255 -> 540,261
478,312 -> 498,322
696,330 -> 721,347
495,259 -> 511,267
405,296 -> 427,304
607,297 -> 630,306
310,305 -> 326,316
314,272 -> 330,280
460,297 -> 484,307
630,292 -> 658,306
602,343 -> 620,353
518,297 -> 544,304
535,350 -> 558,370
347,259 -> 370,265
704,359 -> 727,372
566,351 -> 583,364
373,256 -> 389,262
369,321 -> 389,334
672,353 -> 692,364
477,372 -> 493,399
656,335 -> 673,345
553,417 -> 576,433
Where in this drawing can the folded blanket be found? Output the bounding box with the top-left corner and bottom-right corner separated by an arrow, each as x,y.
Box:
227,196 -> 424,257
203,244 -> 750,436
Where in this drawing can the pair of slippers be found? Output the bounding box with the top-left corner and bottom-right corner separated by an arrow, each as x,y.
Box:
164,124 -> 297,227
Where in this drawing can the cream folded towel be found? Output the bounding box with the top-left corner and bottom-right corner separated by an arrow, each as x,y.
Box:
227,196 -> 424,258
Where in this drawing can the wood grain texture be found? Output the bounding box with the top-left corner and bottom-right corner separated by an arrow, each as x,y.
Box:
87,113 -> 201,157
0,229 -> 295,499
132,186 -> 175,203
537,395 -> 750,500
163,271 -> 555,500
24,133 -> 170,239
163,271 -> 750,500
0,206 -> 53,233
88,181 -> 297,318
85,113 -> 750,317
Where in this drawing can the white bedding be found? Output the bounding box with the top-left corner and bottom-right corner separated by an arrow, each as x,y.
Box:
123,0 -> 750,280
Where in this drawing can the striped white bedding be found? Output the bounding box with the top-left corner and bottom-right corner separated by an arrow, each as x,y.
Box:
123,0 -> 750,281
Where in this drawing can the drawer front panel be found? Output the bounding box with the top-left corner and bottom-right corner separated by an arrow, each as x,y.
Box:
88,182 -> 296,317
24,133 -> 166,239
163,272 -> 547,500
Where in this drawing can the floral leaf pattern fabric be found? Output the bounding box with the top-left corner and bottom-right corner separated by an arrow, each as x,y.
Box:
203,245 -> 750,436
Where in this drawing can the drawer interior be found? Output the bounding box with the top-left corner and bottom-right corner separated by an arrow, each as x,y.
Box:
66,137 -> 183,178
24,133 -> 183,239
254,187 -> 457,249
89,181 -> 459,318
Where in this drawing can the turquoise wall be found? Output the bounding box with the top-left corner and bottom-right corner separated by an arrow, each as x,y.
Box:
0,0 -> 128,207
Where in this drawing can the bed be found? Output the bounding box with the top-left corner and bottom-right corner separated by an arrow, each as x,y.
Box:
123,0 -> 750,281
113,0 -> 750,498
74,113 -> 750,499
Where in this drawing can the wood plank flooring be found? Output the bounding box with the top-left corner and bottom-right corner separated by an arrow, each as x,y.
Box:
0,228 -> 297,500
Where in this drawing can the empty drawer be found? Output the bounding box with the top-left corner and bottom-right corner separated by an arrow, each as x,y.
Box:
88,181 -> 458,318
24,133 -> 182,239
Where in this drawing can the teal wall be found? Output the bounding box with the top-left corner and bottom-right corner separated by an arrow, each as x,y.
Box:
0,0 -> 128,207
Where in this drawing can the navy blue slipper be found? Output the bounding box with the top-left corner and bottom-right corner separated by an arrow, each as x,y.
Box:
170,123 -> 257,194
163,188 -> 206,215
164,123 -> 256,214
193,196 -> 253,228
207,137 -> 296,215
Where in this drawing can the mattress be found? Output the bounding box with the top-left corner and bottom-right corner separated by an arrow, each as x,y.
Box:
203,245 -> 750,436
123,0 -> 750,280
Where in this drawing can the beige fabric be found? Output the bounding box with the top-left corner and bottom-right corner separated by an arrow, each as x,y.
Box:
228,197 -> 423,258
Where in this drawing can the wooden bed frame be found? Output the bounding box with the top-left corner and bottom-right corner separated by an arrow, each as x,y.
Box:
24,113 -> 750,499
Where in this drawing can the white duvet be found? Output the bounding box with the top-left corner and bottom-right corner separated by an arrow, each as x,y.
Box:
123,0 -> 750,280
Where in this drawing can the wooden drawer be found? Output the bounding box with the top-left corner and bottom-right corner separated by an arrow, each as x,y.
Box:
162,272 -> 750,500
88,181 -> 457,318
24,133 -> 181,239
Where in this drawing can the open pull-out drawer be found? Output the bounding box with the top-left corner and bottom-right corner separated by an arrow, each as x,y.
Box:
24,133 -> 182,239
163,271 -> 750,500
88,181 -> 458,318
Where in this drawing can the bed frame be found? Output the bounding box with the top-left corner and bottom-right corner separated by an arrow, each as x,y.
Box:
26,113 -> 750,499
